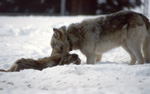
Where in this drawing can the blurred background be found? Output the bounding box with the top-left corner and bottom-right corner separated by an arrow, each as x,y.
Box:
0,0 -> 149,16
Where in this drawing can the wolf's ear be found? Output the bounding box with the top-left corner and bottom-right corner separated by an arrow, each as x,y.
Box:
53,28 -> 62,39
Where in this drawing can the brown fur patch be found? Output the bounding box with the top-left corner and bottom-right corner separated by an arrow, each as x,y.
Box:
0,53 -> 81,72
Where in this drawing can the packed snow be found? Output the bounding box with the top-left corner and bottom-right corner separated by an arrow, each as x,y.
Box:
0,16 -> 150,94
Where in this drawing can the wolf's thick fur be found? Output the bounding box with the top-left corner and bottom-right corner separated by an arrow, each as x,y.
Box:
0,53 -> 81,72
51,10 -> 150,65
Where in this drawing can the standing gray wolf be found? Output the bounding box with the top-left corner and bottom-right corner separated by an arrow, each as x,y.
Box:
0,53 -> 81,72
51,10 -> 150,65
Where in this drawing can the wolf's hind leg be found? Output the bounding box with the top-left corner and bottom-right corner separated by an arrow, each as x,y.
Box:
130,47 -> 144,64
126,26 -> 146,64
122,44 -> 136,65
127,40 -> 144,64
143,35 -> 150,63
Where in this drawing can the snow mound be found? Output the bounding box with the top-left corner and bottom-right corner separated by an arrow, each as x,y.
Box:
0,64 -> 150,94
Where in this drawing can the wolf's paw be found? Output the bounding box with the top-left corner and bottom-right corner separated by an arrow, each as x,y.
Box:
128,63 -> 135,65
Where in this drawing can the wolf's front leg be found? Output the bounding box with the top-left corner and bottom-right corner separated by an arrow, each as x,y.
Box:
96,54 -> 103,62
86,54 -> 96,64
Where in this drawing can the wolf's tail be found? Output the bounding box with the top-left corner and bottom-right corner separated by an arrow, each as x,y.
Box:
143,18 -> 150,63
0,69 -> 8,72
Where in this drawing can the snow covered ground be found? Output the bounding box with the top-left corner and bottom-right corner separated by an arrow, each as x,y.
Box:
0,16 -> 150,94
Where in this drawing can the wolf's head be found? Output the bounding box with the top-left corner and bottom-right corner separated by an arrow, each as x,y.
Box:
50,26 -> 71,58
